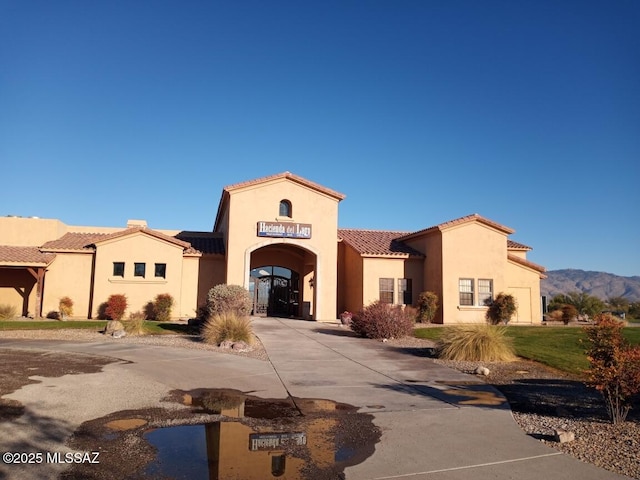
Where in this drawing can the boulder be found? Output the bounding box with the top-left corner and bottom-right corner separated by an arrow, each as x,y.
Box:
104,320 -> 124,335
219,340 -> 234,349
474,366 -> 491,376
232,341 -> 251,352
112,329 -> 127,339
553,429 -> 575,443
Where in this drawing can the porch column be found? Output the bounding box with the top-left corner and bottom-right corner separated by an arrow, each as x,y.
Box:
26,267 -> 45,319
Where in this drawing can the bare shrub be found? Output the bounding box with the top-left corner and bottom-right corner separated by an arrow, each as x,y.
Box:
485,293 -> 517,325
350,301 -> 415,339
124,311 -> 147,336
152,293 -> 174,322
207,284 -> 252,317
58,296 -> 73,318
436,324 -> 516,362
105,294 -> 128,321
201,312 -> 253,345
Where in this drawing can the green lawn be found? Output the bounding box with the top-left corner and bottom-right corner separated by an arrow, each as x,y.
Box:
0,320 -> 193,335
415,325 -> 640,377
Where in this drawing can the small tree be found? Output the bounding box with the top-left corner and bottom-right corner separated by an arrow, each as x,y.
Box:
153,293 -> 174,322
584,313 -> 640,424
417,291 -> 439,323
105,294 -> 128,321
485,293 -> 517,325
207,284 -> 252,317
560,304 -> 578,325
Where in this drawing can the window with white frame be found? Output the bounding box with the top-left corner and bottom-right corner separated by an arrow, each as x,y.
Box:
459,278 -> 474,306
478,279 -> 493,305
379,278 -> 394,304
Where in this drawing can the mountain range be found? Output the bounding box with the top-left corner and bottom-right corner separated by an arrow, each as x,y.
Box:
541,269 -> 640,302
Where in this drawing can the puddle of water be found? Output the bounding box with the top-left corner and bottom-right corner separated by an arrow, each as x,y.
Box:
140,389 -> 379,480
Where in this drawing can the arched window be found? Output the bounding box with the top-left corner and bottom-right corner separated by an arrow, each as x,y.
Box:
279,199 -> 292,218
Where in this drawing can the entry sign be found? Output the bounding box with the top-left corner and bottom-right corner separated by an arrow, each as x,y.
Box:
257,221 -> 312,239
249,432 -> 307,451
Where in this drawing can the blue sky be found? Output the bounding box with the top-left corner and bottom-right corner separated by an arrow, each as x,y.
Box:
1,1 -> 638,276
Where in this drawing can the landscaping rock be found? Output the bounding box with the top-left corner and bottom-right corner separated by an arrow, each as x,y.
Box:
219,340 -> 234,349
104,320 -> 124,335
553,428 -> 575,443
112,329 -> 127,339
231,341 -> 251,352
474,366 -> 491,376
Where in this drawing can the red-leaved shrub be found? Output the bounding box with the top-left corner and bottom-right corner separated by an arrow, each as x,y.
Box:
105,294 -> 128,321
584,313 -> 640,423
350,301 -> 414,339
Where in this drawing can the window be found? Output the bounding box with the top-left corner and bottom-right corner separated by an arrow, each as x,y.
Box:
459,278 -> 474,306
279,199 -> 292,217
155,263 -> 166,278
113,262 -> 124,277
398,278 -> 412,305
134,262 -> 146,278
478,279 -> 493,305
379,278 -> 394,304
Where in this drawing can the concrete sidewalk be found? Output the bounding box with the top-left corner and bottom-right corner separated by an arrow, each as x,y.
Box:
0,318 -> 628,479
251,317 -> 627,480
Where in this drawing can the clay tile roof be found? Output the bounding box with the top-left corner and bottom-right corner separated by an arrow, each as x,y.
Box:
399,214 -> 515,240
175,232 -> 225,255
338,229 -> 424,257
224,171 -> 346,201
507,253 -> 546,275
0,246 -> 56,265
93,227 -> 192,250
507,240 -> 532,250
41,232 -> 109,251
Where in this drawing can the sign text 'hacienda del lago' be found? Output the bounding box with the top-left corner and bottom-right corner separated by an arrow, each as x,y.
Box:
257,221 -> 312,239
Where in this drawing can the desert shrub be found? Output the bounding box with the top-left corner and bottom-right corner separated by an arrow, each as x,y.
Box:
404,305 -> 419,322
436,324 -> 516,362
153,293 -> 174,321
59,296 -> 73,318
201,311 -> 253,345
561,304 -> 578,325
124,310 -> 147,335
105,294 -> 128,321
545,309 -> 564,322
417,291 -> 439,323
485,293 -> 517,325
350,301 -> 415,339
584,313 -> 640,424
0,304 -> 18,320
207,284 -> 252,317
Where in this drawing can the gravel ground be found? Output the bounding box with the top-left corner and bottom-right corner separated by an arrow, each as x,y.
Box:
1,328 -> 638,478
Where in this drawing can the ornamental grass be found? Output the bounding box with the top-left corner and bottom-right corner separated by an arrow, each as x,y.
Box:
436,324 -> 516,362
201,312 -> 253,345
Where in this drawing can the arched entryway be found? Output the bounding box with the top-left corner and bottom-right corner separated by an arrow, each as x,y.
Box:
247,242 -> 317,319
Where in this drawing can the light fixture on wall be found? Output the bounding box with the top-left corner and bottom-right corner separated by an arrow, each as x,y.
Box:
309,276 -> 314,288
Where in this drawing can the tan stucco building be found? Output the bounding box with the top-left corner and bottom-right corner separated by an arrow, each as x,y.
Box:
0,172 -> 545,323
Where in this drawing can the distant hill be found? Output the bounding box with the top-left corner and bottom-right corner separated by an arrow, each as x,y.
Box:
541,269 -> 640,302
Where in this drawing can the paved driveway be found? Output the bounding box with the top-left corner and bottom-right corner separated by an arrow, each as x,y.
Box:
0,318 -> 628,479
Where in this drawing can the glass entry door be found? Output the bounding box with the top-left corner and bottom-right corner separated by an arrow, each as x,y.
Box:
249,266 -> 299,317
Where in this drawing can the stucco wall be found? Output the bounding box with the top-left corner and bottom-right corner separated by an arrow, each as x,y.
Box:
0,217 -> 67,246
42,253 -> 94,318
506,260 -> 542,324
441,223 -> 508,324
195,256 -> 226,310
91,233 -> 187,319
361,257 -> 423,307
222,178 -> 340,320
337,242 -> 364,314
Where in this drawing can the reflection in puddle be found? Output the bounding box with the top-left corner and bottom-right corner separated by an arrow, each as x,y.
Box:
65,389 -> 379,480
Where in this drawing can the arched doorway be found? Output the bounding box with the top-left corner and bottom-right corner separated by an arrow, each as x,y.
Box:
249,266 -> 300,317
247,242 -> 317,319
